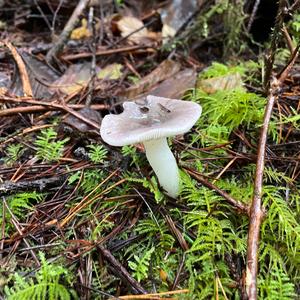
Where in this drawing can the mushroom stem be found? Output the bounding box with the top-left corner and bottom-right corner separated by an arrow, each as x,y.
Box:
143,138 -> 179,198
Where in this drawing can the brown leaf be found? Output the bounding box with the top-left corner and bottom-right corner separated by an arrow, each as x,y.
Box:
63,107 -> 102,134
10,53 -> 60,99
116,16 -> 159,45
53,63 -> 92,95
150,69 -> 197,99
119,59 -> 181,99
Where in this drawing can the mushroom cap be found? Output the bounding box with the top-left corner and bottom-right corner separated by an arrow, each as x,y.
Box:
100,95 -> 202,146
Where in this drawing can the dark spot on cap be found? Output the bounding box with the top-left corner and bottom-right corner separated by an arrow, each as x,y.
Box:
140,106 -> 149,113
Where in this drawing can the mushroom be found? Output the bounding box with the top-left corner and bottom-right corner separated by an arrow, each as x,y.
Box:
100,95 -> 202,198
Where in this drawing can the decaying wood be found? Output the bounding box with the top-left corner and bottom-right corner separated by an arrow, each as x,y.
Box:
0,176 -> 66,196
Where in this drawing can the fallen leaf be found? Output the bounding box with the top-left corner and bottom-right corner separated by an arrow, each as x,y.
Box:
97,63 -> 123,80
150,69 -> 197,99
116,16 -> 159,44
117,16 -> 148,44
9,52 -> 60,98
54,63 -> 92,94
160,0 -> 198,39
119,59 -> 181,99
63,107 -> 102,135
197,72 -> 244,94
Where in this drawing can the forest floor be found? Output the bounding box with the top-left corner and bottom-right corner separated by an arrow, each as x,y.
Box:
0,1 -> 299,299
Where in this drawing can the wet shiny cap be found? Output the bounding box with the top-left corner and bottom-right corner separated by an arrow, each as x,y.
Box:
100,95 -> 202,146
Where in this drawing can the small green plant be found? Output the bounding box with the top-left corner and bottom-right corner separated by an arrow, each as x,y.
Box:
288,13 -> 300,38
128,246 -> 155,282
0,192 -> 42,233
4,143 -> 24,165
128,75 -> 140,84
68,170 -> 106,193
34,128 -> 69,162
4,253 -> 76,300
87,144 -> 108,163
122,145 -> 141,167
127,176 -> 164,203
199,62 -> 246,79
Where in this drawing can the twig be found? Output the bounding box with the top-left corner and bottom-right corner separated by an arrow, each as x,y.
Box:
5,42 -> 33,96
245,78 -> 278,300
245,39 -> 300,300
282,24 -> 295,54
3,198 -> 40,266
62,45 -> 153,61
263,0 -> 286,91
0,176 -> 66,196
98,245 -> 148,294
51,0 -> 65,36
247,0 -> 261,32
0,96 -> 101,130
0,103 -> 108,117
164,214 -> 189,251
183,167 -> 249,215
171,253 -> 186,290
46,0 -> 90,64
113,289 -> 189,299
34,0 -> 52,32
85,6 -> 97,107
287,0 -> 300,14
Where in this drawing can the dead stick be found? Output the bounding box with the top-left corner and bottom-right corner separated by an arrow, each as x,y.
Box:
0,103 -> 109,117
3,198 -> 40,266
46,0 -> 90,63
263,0 -> 286,91
0,96 -> 101,130
245,44 -> 300,300
183,167 -> 249,215
245,81 -> 277,299
98,245 -> 148,295
5,42 -> 33,96
62,45 -> 152,61
0,176 -> 66,197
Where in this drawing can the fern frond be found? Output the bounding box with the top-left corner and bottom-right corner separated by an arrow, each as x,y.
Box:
5,253 -> 76,300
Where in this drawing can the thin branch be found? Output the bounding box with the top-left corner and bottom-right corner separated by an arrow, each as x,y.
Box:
183,167 -> 249,215
62,45 -> 152,61
98,245 -> 148,295
5,42 -> 33,97
245,39 -> 300,300
263,0 -> 286,91
3,198 -> 40,266
282,24 -> 295,54
0,103 -> 108,117
245,79 -> 278,300
247,0 -> 261,32
46,0 -> 90,64
0,96 -> 101,130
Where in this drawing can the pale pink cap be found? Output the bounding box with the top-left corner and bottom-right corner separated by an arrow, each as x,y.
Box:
100,95 -> 202,146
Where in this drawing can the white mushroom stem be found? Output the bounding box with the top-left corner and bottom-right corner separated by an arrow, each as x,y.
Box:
143,138 -> 179,198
